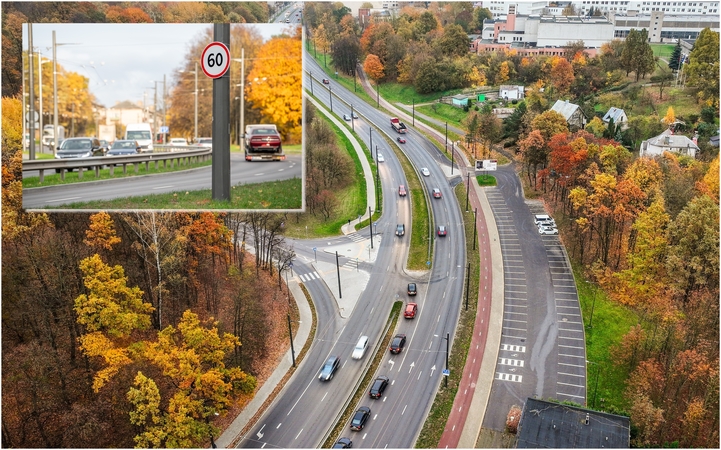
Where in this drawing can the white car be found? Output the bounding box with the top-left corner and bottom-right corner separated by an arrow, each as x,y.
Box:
343,114 -> 351,121
377,153 -> 385,162
538,226 -> 558,235
169,138 -> 188,146
196,137 -> 212,148
420,167 -> 430,176
352,336 -> 369,359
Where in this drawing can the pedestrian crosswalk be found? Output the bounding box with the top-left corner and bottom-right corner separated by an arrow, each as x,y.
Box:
298,271 -> 320,282
497,373 -> 523,383
347,233 -> 367,243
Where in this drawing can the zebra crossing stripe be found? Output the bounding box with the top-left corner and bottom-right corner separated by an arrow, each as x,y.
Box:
499,358 -> 524,367
299,272 -> 319,282
496,373 -> 523,382
501,344 -> 526,353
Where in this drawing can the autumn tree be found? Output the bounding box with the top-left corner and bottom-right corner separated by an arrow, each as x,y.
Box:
548,56 -> 575,96
433,24 -> 470,58
85,211 -> 121,251
364,54 -> 385,81
585,116 -> 606,138
661,106 -> 676,126
245,33 -> 302,141
128,310 -> 256,448
621,28 -> 655,81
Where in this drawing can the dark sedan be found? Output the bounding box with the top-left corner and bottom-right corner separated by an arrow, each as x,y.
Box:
55,137 -> 105,159
106,140 -> 141,156
350,406 -> 371,431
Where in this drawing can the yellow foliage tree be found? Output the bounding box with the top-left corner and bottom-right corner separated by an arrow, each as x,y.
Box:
496,60 -> 510,85
245,35 -> 302,141
364,54 -> 384,81
662,106 -> 676,126
85,211 -> 121,251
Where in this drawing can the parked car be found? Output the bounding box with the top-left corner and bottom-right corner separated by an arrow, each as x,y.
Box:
396,224 -> 405,237
107,140 -> 141,156
377,153 -> 385,162
352,336 -> 369,359
420,167 -> 430,176
332,437 -> 353,448
398,185 -> 407,197
404,303 -> 418,319
169,138 -> 188,146
538,219 -> 556,228
397,136 -> 406,144
432,188 -> 442,199
319,355 -> 340,381
350,406 -> 371,431
55,137 -> 104,159
197,137 -> 213,148
538,226 -> 558,235
389,334 -> 406,354
369,376 -> 389,399
437,225 -> 447,237
343,114 -> 351,121
407,282 -> 417,296
322,78 -> 330,84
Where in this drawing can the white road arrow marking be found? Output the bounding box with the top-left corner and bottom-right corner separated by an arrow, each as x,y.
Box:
257,423 -> 266,439
409,362 -> 415,373
430,365 -> 436,376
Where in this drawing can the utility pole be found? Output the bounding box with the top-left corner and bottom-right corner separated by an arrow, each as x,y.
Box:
52,30 -> 59,154
465,263 -> 470,310
465,172 -> 470,212
335,251 -> 342,298
211,23 -> 231,202
194,61 -> 198,141
369,206 -> 373,249
28,23 -> 36,159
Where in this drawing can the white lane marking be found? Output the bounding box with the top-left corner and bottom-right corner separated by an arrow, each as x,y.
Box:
152,185 -> 174,190
47,197 -> 81,203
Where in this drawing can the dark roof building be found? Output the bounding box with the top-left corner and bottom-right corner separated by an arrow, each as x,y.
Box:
517,398 -> 630,448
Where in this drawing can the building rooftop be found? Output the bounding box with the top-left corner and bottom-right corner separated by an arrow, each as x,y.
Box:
517,398 -> 630,448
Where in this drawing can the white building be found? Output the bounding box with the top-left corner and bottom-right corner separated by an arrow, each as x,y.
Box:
612,10 -> 719,42
499,84 -> 526,100
105,101 -> 147,126
574,0 -> 719,16
640,129 -> 699,158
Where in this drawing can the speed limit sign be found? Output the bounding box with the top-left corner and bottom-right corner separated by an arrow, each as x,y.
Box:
200,41 -> 230,79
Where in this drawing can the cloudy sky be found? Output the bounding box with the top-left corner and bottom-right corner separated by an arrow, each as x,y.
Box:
26,23 -> 289,108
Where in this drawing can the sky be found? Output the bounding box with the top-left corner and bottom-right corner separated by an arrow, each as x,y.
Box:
25,23 -> 289,108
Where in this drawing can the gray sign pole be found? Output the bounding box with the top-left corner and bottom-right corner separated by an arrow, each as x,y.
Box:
212,23 -> 231,202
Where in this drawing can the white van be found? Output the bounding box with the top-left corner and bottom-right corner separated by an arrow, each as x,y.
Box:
125,123 -> 154,153
534,214 -> 552,224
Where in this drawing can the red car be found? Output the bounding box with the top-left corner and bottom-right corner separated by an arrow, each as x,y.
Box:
404,302 -> 418,319
432,188 -> 442,199
398,185 -> 407,196
437,226 -> 447,237
322,78 -> 330,84
397,136 -> 406,144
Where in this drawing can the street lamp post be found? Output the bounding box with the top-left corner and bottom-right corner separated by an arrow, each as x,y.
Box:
443,333 -> 450,388
465,172 -> 470,212
473,208 -> 478,250
335,251 -> 342,299
287,313 -> 296,367
329,85 -> 333,111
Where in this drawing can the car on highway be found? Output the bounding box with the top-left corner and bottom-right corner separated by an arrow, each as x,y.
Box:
352,336 -> 369,359
396,224 -> 405,236
538,226 -> 558,235
106,140 -> 141,156
197,137 -> 212,148
397,136 -> 406,144
407,282 -> 417,295
437,225 -> 447,237
389,334 -> 406,354
169,138 -> 188,146
332,437 -> 353,448
369,376 -> 389,399
343,114 -> 351,121
322,78 -> 330,84
404,303 -> 418,319
55,137 -> 105,160
420,167 -> 430,176
432,188 -> 442,199
377,153 -> 385,162
352,112 -> 358,119
398,185 -> 407,196
350,406 -> 371,431
319,355 -> 340,381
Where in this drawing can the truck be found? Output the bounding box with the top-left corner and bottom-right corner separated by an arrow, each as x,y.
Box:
42,124 -> 65,148
390,117 -> 407,133
98,124 -> 116,143
244,124 -> 285,161
125,123 -> 154,153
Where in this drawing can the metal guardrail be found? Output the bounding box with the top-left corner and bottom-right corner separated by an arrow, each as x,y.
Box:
22,147 -> 212,183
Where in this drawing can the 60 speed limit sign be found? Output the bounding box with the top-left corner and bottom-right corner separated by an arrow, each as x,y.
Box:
200,41 -> 230,79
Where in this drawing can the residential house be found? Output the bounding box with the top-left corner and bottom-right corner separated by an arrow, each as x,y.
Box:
602,107 -> 629,131
106,100 -> 148,126
499,84 -> 525,101
640,129 -> 699,158
550,99 -> 587,129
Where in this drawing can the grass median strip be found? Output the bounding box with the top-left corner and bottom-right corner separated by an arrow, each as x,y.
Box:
42,177 -> 302,210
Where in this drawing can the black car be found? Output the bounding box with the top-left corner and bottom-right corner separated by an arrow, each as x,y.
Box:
389,334 -> 406,354
322,78 -> 330,84
396,224 -> 405,237
332,437 -> 353,448
350,406 -> 371,431
319,355 -> 340,381
107,140 -> 141,156
369,376 -> 389,399
407,283 -> 417,296
55,137 -> 104,159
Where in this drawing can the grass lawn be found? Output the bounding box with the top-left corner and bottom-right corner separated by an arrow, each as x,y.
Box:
417,103 -> 468,127
45,177 -> 302,210
651,43 -> 676,60
573,262 -> 637,414
381,81 -> 463,105
476,174 -> 497,186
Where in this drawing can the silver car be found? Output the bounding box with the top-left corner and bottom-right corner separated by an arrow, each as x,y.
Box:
352,336 -> 369,359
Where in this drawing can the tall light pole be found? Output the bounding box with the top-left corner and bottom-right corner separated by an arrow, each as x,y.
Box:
179,61 -> 199,141
52,31 -> 58,153
233,49 -> 245,146
28,23 -> 36,159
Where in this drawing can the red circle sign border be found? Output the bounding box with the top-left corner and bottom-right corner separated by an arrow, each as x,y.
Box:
200,41 -> 230,79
